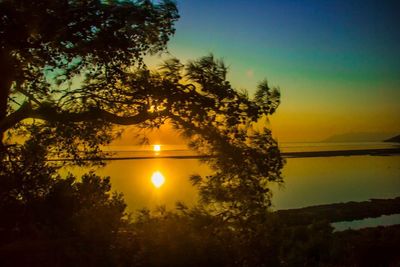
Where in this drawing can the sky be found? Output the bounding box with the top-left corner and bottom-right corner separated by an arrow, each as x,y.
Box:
147,0 -> 400,142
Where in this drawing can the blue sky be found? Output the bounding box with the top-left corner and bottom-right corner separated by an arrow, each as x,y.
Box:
153,0 -> 400,141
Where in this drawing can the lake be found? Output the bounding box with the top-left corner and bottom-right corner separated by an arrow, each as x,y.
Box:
67,142 -> 400,215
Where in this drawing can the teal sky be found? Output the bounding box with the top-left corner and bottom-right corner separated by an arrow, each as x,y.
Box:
153,0 -> 400,142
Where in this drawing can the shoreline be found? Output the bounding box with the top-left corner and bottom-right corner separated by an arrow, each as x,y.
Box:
47,147 -> 400,161
275,197 -> 400,226
282,147 -> 400,158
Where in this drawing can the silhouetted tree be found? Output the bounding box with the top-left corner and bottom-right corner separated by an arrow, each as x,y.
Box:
0,0 -> 178,154
155,56 -> 284,224
1,2 -> 287,265
0,135 -> 127,266
1,0 -> 284,215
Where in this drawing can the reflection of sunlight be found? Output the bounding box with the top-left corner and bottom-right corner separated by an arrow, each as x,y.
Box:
151,171 -> 165,188
148,105 -> 156,113
148,104 -> 166,113
153,145 -> 161,152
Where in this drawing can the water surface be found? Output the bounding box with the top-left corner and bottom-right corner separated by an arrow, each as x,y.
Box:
69,156 -> 400,214
68,142 -> 400,214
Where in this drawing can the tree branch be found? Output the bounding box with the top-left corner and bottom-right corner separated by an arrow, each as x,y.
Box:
0,104 -> 170,133
0,102 -> 32,135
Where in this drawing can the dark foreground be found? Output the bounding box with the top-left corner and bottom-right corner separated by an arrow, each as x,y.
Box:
1,197 -> 399,267
1,225 -> 399,267
275,197 -> 400,226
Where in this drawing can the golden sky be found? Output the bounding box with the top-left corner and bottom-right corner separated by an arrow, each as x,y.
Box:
142,1 -> 400,142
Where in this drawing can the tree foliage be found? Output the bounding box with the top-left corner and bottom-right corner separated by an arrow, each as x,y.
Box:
156,55 -> 284,221
0,0 -> 287,263
0,138 -> 127,266
1,0 -> 284,217
0,0 -> 179,152
0,0 -> 287,233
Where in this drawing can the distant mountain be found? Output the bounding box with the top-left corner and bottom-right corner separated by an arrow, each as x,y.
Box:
322,132 -> 395,143
384,135 -> 400,143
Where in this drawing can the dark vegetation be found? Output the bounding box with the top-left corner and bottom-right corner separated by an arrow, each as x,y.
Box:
0,0 -> 398,266
0,141 -> 127,266
331,225 -> 400,267
276,197 -> 400,226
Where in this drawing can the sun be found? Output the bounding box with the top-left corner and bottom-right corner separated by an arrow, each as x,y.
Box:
153,144 -> 161,152
151,171 -> 165,188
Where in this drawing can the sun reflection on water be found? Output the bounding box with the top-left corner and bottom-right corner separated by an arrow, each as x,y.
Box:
151,171 -> 165,188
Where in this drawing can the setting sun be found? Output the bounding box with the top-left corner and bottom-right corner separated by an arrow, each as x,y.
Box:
151,171 -> 165,188
153,145 -> 161,152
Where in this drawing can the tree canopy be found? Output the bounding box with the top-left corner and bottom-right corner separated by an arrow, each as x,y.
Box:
1,0 -> 284,219
0,0 -> 178,146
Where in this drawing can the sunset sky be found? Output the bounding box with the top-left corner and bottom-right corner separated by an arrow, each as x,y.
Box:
147,0 -> 400,142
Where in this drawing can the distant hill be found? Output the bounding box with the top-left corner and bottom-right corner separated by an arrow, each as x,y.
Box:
322,132 -> 395,143
384,135 -> 400,143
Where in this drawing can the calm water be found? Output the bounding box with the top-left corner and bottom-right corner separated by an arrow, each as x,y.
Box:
67,142 -> 400,229
280,141 -> 399,153
101,141 -> 399,158
272,155 -> 400,209
68,142 -> 400,210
